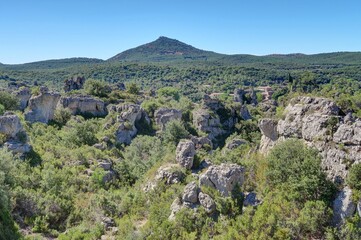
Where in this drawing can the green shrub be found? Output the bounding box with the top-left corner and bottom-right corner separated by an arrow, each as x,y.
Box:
161,119 -> 189,145
157,87 -> 180,101
0,91 -> 19,110
84,79 -> 110,97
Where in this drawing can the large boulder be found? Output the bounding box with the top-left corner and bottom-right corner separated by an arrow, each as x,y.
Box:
182,182 -> 200,204
154,108 -> 182,131
258,118 -> 278,154
233,88 -> 245,103
57,95 -> 107,117
199,163 -> 245,197
0,113 -> 24,139
13,87 -> 31,111
332,187 -> 356,226
239,105 -> 251,120
24,86 -> 61,123
191,136 -> 213,150
176,140 -> 195,169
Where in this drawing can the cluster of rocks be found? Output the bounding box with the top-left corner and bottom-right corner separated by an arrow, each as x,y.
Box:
258,96 -> 361,226
169,163 -> 246,219
154,108 -> 182,131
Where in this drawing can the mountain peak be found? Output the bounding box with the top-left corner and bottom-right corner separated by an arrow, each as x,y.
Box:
108,36 -> 219,62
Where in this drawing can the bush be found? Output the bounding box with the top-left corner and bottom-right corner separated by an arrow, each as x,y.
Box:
84,79 -> 110,97
266,139 -> 335,203
52,107 -> 72,127
157,87 -> 180,101
0,91 -> 19,110
161,119 -> 189,145
347,163 -> 361,191
127,82 -> 139,95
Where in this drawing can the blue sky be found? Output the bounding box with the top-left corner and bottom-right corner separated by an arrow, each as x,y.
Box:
1,0 -> 360,64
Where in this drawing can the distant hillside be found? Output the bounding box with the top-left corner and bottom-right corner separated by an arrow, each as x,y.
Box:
108,36 -> 222,62
1,58 -> 104,71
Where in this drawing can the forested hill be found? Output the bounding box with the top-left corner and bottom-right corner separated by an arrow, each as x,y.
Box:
108,36 -> 222,62
0,58 -> 104,70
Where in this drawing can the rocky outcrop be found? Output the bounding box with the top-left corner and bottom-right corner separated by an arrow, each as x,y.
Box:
144,164 -> 185,192
259,118 -> 278,154
243,192 -> 261,207
199,163 -> 245,197
182,182 -> 200,204
58,95 -> 107,117
193,95 -> 237,144
154,108 -> 182,131
0,113 -> 31,155
25,87 -> 61,123
106,104 -> 150,145
176,140 -> 195,169
0,113 -> 24,139
259,96 -> 360,182
63,76 -> 85,92
13,87 -> 31,111
332,187 -> 356,226
191,136 -> 213,150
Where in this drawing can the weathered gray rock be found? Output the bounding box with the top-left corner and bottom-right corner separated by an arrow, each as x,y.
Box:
225,138 -> 247,150
102,170 -> 116,183
191,136 -> 213,150
0,113 -> 24,139
176,140 -> 195,169
144,164 -> 185,192
199,163 -> 244,197
58,95 -> 107,117
25,87 -> 61,123
107,104 -> 150,145
98,160 -> 112,171
169,197 -> 183,220
332,187 -> 356,226
198,192 -> 216,214
182,182 -> 200,204
154,108 -> 182,131
357,200 -> 361,218
13,87 -> 31,111
193,108 -> 225,141
63,76 -> 85,92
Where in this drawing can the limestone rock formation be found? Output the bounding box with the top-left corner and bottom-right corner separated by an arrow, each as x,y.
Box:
176,140 -> 195,169
332,187 -> 356,226
13,87 -> 31,111
258,96 -> 360,182
198,192 -> 216,214
199,163 -> 245,197
259,118 -> 278,154
58,95 -> 107,117
63,76 -> 85,92
243,192 -> 261,207
106,103 -> 150,145
0,113 -> 31,155
25,86 -> 61,123
154,108 -> 182,131
144,164 -> 185,192
191,136 -> 213,150
182,181 -> 200,204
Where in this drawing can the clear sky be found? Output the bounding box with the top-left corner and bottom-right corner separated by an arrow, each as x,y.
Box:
1,0 -> 360,64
